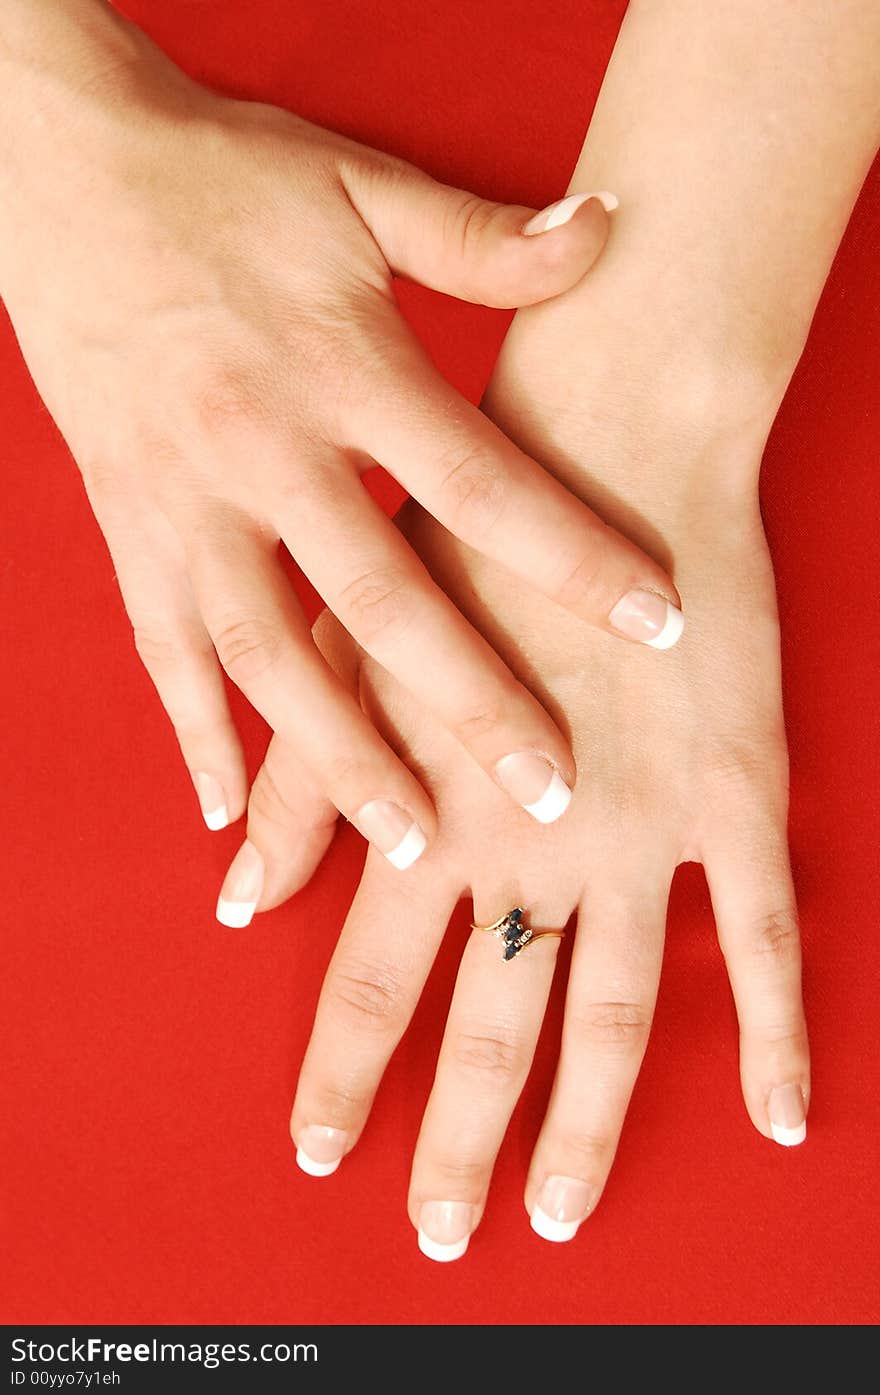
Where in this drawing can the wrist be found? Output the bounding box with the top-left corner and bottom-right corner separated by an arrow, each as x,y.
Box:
0,1 -> 140,96
482,272 -> 795,517
0,2 -> 188,163
0,3 -> 206,279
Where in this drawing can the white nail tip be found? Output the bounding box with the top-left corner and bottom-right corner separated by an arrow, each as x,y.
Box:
542,192 -> 593,231
202,805 -> 229,831
644,602 -> 685,650
529,191 -> 622,236
770,1121 -> 807,1147
215,896 -> 257,929
417,1230 -> 470,1263
384,823 -> 427,871
522,770 -> 572,824
530,1207 -> 581,1243
296,1147 -> 342,1177
524,190 -> 620,235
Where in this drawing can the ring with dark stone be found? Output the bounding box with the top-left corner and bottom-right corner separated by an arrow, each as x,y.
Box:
470,906 -> 564,962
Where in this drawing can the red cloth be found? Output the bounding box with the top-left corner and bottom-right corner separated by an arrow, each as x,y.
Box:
2,0 -> 878,1325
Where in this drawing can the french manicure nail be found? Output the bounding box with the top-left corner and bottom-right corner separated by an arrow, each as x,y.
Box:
296,1124 -> 348,1177
768,1083 -> 807,1147
522,191 -> 619,235
608,590 -> 684,649
193,771 -> 229,831
530,1176 -> 594,1243
494,752 -> 572,824
353,799 -> 427,870
215,839 -> 264,928
417,1201 -> 474,1263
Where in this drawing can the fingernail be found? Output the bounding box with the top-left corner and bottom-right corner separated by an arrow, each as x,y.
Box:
353,799 -> 427,870
192,771 -> 229,831
768,1083 -> 807,1147
417,1201 -> 474,1263
296,1124 -> 348,1177
215,839 -> 264,928
530,1176 -> 594,1243
494,752 -> 572,824
608,590 -> 684,649
522,191 -> 619,235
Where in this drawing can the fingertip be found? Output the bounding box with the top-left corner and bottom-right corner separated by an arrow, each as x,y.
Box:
770,1120 -> 807,1147
471,196 -> 611,309
741,1063 -> 810,1148
191,767 -> 248,831
494,752 -> 575,824
293,1124 -> 349,1177
351,799 -> 431,870
254,820 -> 338,910
608,591 -> 685,649
215,838 -> 264,928
521,191 -> 617,236
512,195 -> 611,303
766,1081 -> 809,1147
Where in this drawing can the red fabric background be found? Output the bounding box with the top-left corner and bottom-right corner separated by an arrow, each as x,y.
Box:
2,0 -> 878,1326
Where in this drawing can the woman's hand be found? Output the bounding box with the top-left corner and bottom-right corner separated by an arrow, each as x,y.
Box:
0,0 -> 682,889
234,0 -> 880,1255
283,427 -> 808,1254
232,203 -> 812,1241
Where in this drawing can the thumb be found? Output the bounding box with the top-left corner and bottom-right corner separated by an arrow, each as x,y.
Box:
344,153 -> 618,309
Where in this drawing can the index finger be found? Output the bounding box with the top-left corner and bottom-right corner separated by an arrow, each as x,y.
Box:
282,472 -> 578,824
352,323 -> 684,650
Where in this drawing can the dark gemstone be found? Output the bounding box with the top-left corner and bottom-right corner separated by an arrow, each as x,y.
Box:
503,943 -> 519,961
509,908 -> 523,924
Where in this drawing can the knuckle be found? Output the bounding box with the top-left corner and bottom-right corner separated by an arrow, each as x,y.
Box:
213,615 -> 282,684
338,565 -> 413,644
323,751 -> 371,791
327,957 -> 409,1032
248,763 -> 300,831
570,1000 -> 652,1052
436,446 -> 506,536
746,908 -> 801,967
753,1021 -> 807,1052
450,193 -> 501,257
451,691 -> 510,744
551,1129 -> 614,1178
307,1081 -> 360,1120
191,364 -> 268,439
424,1156 -> 486,1189
450,1024 -> 529,1083
551,546 -> 604,612
707,739 -> 789,800
79,455 -> 121,506
132,625 -> 188,673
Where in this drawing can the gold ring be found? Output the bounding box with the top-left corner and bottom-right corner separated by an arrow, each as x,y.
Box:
470,906 -> 564,962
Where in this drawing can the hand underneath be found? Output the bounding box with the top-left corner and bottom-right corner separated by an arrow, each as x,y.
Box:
270,305 -> 809,1252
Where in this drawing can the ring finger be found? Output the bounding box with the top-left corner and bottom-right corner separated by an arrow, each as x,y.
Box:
408,894 -> 568,1261
183,511 -> 437,909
